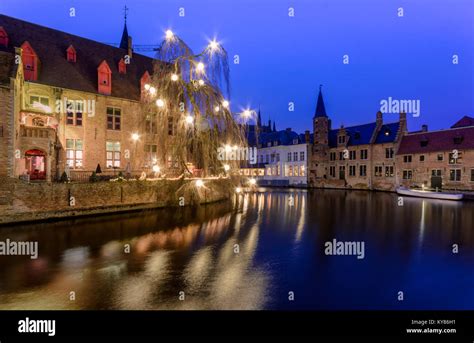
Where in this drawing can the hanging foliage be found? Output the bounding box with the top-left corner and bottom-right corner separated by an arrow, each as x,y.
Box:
140,32 -> 245,177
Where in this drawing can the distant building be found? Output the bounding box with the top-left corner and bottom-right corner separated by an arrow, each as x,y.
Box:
309,87 -> 406,191
242,115 -> 311,186
397,116 -> 474,190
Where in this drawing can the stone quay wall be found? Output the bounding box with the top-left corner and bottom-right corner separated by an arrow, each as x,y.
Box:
0,178 -> 233,225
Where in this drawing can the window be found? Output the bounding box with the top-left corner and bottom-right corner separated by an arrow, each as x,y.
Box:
107,107 -> 121,130
300,151 -> 305,161
21,42 -> 38,81
287,152 -> 291,162
66,100 -> 83,126
66,139 -> 83,168
437,154 -> 443,161
288,165 -> 293,176
146,115 -> 157,134
339,166 -> 345,180
98,60 -> 112,95
449,169 -> 461,182
471,169 -> 474,182
419,155 -> 425,162
66,45 -> 76,62
349,165 -> 356,177
271,154 -> 275,163
449,152 -> 462,164
403,155 -> 412,163
403,170 -> 413,179
339,151 -> 344,160
29,95 -> 49,107
276,153 -> 280,162
0,27 -> 8,47
359,165 -> 367,177
330,152 -> 336,161
349,150 -> 356,160
293,152 -> 298,161
265,155 -> 269,163
360,149 -> 368,160
276,164 -> 281,176
145,144 -> 157,166
375,166 -> 383,177
385,148 -> 394,159
329,166 -> 336,178
294,165 -> 299,176
266,167 -> 271,176
431,169 -> 442,177
167,115 -> 174,135
385,166 -> 394,177
106,141 -> 121,168
338,135 -> 346,144
300,165 -> 305,177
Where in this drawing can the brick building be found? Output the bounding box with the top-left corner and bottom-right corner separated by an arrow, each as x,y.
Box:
309,87 -> 406,191
397,116 -> 474,191
0,14 -> 165,181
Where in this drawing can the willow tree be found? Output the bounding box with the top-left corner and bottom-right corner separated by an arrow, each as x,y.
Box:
140,31 -> 246,178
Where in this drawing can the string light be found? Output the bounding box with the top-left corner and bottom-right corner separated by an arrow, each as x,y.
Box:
198,79 -> 205,86
214,106 -> 220,112
235,187 -> 242,193
196,179 -> 204,187
209,39 -> 219,51
156,99 -> 165,107
249,178 -> 257,185
171,74 -> 179,81
144,84 -> 150,90
152,165 -> 160,173
222,100 -> 229,108
242,109 -> 252,118
185,115 -> 194,124
224,164 -> 230,171
131,133 -> 140,141
149,87 -> 157,96
165,29 -> 174,40
196,62 -> 205,73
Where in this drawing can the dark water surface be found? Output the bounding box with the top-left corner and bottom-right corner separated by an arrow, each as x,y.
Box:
0,189 -> 473,310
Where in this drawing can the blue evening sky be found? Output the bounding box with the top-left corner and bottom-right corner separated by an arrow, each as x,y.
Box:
1,0 -> 472,133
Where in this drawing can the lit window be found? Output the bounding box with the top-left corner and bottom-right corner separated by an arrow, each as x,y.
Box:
106,141 -> 121,168
66,139 -> 83,169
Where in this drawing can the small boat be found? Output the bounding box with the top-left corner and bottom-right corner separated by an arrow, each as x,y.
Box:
396,187 -> 463,201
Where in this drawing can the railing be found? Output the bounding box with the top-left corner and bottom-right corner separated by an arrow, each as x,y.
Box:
20,125 -> 55,139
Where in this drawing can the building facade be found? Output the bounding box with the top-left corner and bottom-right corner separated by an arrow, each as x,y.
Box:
309,88 -> 406,191
397,117 -> 474,191
0,14 -> 166,182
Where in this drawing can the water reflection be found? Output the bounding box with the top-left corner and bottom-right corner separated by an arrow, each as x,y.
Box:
0,189 -> 473,310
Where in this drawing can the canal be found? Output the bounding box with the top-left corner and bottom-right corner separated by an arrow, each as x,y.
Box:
0,189 -> 473,310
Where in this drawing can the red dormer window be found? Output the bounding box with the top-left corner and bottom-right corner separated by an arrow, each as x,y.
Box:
67,45 -> 76,62
0,27 -> 8,47
140,71 -> 151,99
98,60 -> 112,95
21,41 -> 39,81
118,58 -> 126,74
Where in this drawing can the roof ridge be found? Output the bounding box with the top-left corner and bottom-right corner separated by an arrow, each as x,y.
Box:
406,125 -> 474,135
0,14 -> 154,61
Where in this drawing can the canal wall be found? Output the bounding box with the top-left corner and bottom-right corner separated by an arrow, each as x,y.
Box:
0,177 -> 234,225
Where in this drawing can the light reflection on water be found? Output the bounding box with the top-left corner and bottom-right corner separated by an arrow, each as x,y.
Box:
0,189 -> 473,310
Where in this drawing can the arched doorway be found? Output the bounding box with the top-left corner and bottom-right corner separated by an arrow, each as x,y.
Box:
25,149 -> 46,180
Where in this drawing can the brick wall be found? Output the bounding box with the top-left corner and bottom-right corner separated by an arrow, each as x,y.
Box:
0,178 -> 233,224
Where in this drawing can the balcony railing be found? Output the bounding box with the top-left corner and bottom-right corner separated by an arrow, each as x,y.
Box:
20,125 -> 55,139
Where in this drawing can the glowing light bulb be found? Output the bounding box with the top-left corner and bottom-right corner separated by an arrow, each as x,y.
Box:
222,100 -> 229,108
165,29 -> 174,40
198,79 -> 205,86
209,40 -> 219,51
235,187 -> 242,193
224,164 -> 230,171
149,87 -> 157,95
156,99 -> 165,107
249,178 -> 257,185
171,74 -> 179,81
196,62 -> 205,72
196,179 -> 204,188
152,165 -> 160,173
242,109 -> 251,118
131,133 -> 140,141
144,84 -> 150,90
214,106 -> 220,112
185,115 -> 194,124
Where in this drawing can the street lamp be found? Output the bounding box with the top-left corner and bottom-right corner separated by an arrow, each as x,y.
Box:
131,133 -> 140,142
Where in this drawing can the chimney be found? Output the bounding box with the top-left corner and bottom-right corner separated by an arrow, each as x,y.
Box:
421,124 -> 428,132
376,111 -> 383,125
305,130 -> 310,143
127,36 -> 133,58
